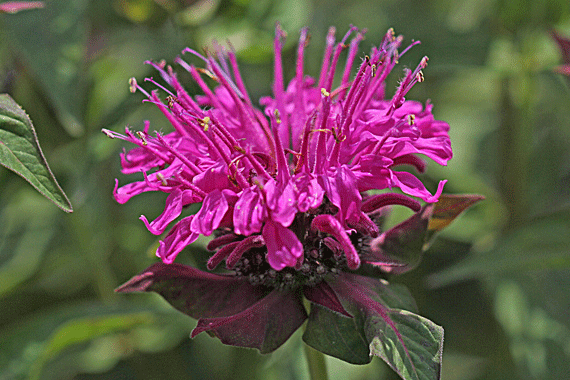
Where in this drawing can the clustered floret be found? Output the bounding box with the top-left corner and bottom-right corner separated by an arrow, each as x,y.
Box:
103,25 -> 452,282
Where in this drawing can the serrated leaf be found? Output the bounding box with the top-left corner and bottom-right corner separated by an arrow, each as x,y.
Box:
0,94 -> 72,212
304,273 -> 442,380
369,310 -> 443,380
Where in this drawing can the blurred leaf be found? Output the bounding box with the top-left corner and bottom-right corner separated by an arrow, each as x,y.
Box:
27,312 -> 152,380
494,276 -> 570,379
3,0 -> 88,136
0,302 -> 160,380
0,94 -> 72,212
429,208 -> 570,287
0,190 -> 58,297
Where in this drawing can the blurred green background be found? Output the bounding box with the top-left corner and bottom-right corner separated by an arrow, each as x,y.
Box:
1,0 -> 570,379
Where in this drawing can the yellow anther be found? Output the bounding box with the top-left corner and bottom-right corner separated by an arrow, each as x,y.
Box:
129,77 -> 137,93
416,71 -> 424,83
136,131 -> 148,146
156,173 -> 168,186
166,95 -> 176,109
199,116 -> 211,131
321,88 -> 330,97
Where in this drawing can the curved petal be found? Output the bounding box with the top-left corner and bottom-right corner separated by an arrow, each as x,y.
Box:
156,216 -> 199,264
262,219 -> 303,270
141,189 -> 201,235
190,189 -> 236,236
233,186 -> 267,235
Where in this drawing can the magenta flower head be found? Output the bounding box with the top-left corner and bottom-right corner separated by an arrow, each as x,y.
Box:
105,24 -> 465,379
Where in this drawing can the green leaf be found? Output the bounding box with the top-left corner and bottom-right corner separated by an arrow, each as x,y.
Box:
0,94 -> 72,212
0,192 -> 58,297
368,310 -> 443,380
3,0 -> 88,136
304,274 -> 443,379
0,302 -> 166,380
303,302 -> 371,365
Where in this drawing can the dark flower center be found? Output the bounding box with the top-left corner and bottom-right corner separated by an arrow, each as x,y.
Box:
227,198 -> 371,290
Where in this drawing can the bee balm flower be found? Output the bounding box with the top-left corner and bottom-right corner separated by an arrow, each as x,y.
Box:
107,25 -> 452,378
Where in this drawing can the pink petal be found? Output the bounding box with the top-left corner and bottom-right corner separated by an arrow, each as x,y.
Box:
190,189 -> 236,236
391,172 -> 447,203
233,186 -> 267,235
262,220 -> 303,271
156,216 -> 199,264
141,189 -> 200,235
319,165 -> 362,225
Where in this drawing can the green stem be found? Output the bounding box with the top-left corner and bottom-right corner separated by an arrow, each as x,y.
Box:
304,344 -> 329,380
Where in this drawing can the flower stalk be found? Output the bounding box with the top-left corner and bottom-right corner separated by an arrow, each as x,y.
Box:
305,343 -> 329,380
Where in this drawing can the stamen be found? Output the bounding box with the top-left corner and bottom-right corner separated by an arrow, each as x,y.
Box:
339,28 -> 366,101
136,131 -> 148,146
155,133 -> 201,175
144,76 -> 174,97
156,173 -> 168,187
129,77 -> 137,93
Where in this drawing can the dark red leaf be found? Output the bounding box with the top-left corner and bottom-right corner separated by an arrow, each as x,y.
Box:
363,206 -> 431,274
116,262 -> 268,319
303,281 -> 352,318
192,289 -> 307,353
